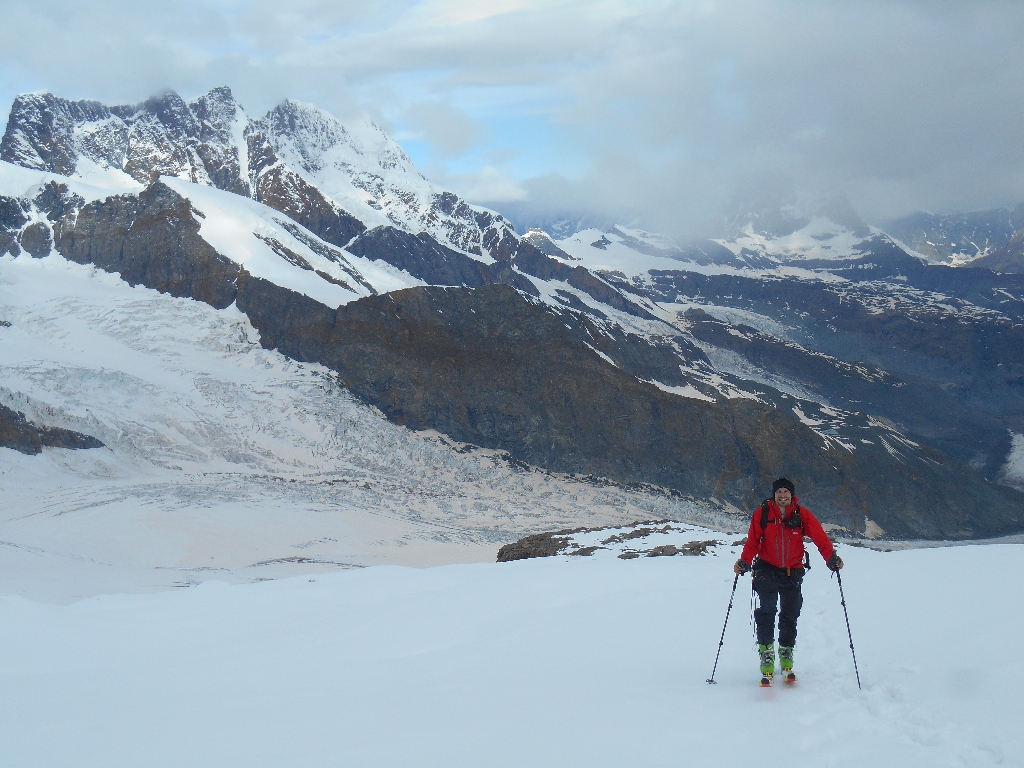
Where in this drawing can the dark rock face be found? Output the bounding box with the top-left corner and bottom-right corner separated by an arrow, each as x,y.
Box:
19,222 -> 52,257
639,254 -> 1024,484
972,228 -> 1024,273
54,181 -> 241,308
683,307 -> 1013,474
521,228 -> 577,260
1,89 -> 246,189
347,226 -> 491,287
191,86 -> 249,197
345,226 -> 573,297
231,276 -> 1023,538
248,140 -> 366,249
0,195 -> 30,230
33,182 -> 84,222
0,93 -> 109,174
0,404 -> 104,454
120,92 -> 203,183
0,231 -> 20,257
511,241 -> 656,319
1,195 -> 29,256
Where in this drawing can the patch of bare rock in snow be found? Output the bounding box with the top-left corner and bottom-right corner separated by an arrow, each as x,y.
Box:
497,520 -> 738,562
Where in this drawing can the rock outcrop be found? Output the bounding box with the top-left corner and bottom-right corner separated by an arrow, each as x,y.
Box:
54,181 -> 241,308
0,404 -> 104,455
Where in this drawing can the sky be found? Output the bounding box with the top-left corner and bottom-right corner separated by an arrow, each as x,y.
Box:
2,0 -> 1023,239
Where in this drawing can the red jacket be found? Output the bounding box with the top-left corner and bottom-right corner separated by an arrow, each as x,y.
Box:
739,497 -> 835,570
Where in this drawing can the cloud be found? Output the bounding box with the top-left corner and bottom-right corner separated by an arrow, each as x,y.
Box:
402,101 -> 485,158
427,164 -> 528,203
2,1 -> 1024,238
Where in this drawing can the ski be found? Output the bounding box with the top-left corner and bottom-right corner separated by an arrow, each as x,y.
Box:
759,674 -> 773,687
783,672 -> 797,685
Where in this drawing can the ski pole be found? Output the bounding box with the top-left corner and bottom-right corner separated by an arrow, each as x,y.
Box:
835,570 -> 862,690
707,572 -> 740,684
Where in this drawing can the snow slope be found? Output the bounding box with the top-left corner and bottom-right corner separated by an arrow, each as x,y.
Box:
0,251 -> 723,602
554,225 -> 855,281
557,226 -> 703,277
0,157 -> 142,202
158,176 -> 421,303
720,218 -> 878,263
0,160 -> 427,307
1,538 -> 1018,767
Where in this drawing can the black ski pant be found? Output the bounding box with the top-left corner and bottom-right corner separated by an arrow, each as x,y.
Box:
752,563 -> 804,647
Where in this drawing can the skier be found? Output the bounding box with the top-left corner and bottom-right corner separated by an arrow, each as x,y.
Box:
733,478 -> 843,686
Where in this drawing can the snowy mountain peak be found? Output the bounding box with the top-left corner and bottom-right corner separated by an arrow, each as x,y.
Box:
1,87 -> 516,259
1,92 -> 110,175
0,88 -> 246,192
250,98 -> 515,258
257,99 -> 419,180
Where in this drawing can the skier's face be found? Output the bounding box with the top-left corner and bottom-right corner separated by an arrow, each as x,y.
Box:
774,487 -> 793,508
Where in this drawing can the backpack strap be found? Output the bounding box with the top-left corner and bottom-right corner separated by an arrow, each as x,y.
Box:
761,499 -> 806,536
761,497 -> 812,571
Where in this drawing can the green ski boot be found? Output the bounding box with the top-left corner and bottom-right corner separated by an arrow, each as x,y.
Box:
758,643 -> 775,687
779,645 -> 797,684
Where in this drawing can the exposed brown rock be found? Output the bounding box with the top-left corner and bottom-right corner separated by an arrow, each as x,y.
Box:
251,152 -> 365,249
0,404 -> 103,454
496,532 -> 572,562
53,181 -> 241,309
19,222 -> 52,258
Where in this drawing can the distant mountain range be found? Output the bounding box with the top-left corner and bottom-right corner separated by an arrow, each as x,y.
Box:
2,86 -> 1023,540
884,205 -> 1024,271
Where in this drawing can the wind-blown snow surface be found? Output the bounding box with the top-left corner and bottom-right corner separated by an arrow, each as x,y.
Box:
0,252 -> 719,601
1,540 -> 1019,767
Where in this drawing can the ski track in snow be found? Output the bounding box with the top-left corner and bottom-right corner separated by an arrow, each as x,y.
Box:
0,252 -> 725,602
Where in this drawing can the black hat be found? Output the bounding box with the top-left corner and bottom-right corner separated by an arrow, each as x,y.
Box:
772,477 -> 795,494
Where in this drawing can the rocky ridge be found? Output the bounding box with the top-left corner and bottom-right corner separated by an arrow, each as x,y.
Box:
0,88 -> 516,261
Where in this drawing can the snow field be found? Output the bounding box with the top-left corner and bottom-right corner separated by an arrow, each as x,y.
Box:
1,542 -> 1019,767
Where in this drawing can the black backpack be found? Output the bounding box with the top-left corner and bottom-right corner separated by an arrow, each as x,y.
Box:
759,499 -> 811,570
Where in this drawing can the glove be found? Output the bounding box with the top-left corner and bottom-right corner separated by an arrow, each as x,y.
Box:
827,553 -> 844,571
734,559 -> 752,575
